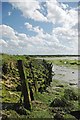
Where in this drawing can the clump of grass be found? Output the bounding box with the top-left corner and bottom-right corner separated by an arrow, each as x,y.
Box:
64,88 -> 78,101
29,109 -> 53,118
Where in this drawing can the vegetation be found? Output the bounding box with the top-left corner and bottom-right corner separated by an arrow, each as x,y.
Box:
47,59 -> 80,69
0,54 -> 79,119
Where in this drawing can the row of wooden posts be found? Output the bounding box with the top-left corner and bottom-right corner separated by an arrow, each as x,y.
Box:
17,60 -> 53,110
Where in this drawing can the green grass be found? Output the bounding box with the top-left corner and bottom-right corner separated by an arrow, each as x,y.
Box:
47,59 -> 80,69
1,54 -> 79,119
64,114 -> 77,120
29,109 -> 53,118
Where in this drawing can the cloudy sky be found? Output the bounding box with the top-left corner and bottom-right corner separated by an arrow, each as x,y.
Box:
0,0 -> 79,55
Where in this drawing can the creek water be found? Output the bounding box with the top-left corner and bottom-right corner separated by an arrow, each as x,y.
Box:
36,57 -> 80,87
52,64 -> 79,85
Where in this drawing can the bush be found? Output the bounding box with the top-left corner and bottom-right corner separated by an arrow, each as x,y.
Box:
1,110 -> 20,120
50,98 -> 66,107
64,89 -> 78,101
50,97 -> 74,108
54,112 -> 64,120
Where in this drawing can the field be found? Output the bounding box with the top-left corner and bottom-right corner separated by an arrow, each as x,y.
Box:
0,54 -> 80,120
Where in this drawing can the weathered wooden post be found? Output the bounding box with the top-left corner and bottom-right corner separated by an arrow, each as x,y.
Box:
17,60 -> 32,110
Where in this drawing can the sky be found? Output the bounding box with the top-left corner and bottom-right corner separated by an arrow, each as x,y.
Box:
0,0 -> 79,55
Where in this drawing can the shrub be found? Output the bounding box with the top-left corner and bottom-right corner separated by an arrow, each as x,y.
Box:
50,97 -> 73,108
50,98 -> 66,107
54,112 -> 64,120
64,89 -> 78,101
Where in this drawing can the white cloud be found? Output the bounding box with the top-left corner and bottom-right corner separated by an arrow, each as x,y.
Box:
52,27 -> 78,38
0,24 -> 78,55
8,0 -> 78,30
61,3 -> 69,9
46,0 -> 78,28
0,24 -> 18,45
8,11 -> 12,16
8,0 -> 48,22
1,0 -> 78,55
52,26 -> 78,54
24,22 -> 33,30
8,0 -> 78,29
0,39 -> 8,47
24,22 -> 44,34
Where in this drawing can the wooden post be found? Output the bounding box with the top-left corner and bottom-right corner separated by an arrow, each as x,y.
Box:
17,60 -> 32,110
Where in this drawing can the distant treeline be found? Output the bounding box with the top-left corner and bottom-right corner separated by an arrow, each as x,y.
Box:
28,55 -> 80,57
0,53 -> 80,58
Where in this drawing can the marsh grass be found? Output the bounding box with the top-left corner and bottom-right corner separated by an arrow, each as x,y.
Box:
47,59 -> 80,69
1,54 -> 79,119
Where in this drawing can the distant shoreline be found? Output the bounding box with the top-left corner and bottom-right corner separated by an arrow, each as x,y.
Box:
0,53 -> 80,57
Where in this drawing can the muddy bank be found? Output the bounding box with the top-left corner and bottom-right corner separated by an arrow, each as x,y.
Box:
52,64 -> 79,86
36,57 -> 79,87
36,56 -> 79,60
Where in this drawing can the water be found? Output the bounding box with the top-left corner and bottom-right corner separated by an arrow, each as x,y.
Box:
36,56 -> 79,87
52,64 -> 79,85
36,56 -> 79,60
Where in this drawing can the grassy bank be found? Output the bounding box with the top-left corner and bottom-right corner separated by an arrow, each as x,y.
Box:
47,59 -> 80,69
0,54 -> 79,119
